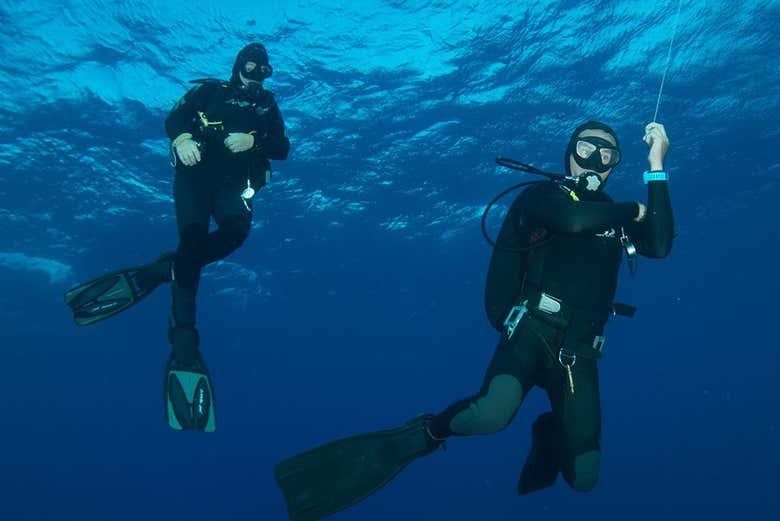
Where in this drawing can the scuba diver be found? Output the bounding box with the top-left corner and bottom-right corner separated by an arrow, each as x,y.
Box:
274,121 -> 673,521
64,43 -> 290,432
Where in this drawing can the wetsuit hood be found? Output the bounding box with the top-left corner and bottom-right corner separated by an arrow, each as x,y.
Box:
564,120 -> 620,176
230,43 -> 273,85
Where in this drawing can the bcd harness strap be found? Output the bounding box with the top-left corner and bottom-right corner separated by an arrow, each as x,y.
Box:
504,185 -> 637,359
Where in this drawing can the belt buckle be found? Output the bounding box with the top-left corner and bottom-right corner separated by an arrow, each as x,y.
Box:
592,335 -> 606,354
503,302 -> 528,340
537,292 -> 561,314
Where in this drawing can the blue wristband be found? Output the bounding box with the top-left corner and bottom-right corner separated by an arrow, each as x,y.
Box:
643,170 -> 668,184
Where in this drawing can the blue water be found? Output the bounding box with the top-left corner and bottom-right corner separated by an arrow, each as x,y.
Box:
1,0 -> 779,519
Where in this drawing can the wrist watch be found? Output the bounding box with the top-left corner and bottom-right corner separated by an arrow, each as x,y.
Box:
643,170 -> 668,184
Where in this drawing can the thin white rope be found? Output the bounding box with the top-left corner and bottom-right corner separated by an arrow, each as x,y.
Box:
653,0 -> 684,122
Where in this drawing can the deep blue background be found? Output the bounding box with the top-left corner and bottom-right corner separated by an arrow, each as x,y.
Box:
1,1 -> 779,520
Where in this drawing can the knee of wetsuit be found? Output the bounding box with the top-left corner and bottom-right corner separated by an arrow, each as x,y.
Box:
469,407 -> 514,434
561,450 -> 600,492
218,215 -> 251,250
448,375 -> 524,435
175,223 -> 208,289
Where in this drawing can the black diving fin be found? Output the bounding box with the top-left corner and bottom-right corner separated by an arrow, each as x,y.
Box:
64,253 -> 173,326
275,415 -> 442,521
164,326 -> 216,432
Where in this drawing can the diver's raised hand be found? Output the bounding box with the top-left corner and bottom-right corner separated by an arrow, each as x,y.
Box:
224,132 -> 255,153
644,122 -> 669,171
173,134 -> 201,167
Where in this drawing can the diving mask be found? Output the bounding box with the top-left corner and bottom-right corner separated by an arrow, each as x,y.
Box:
572,137 -> 621,173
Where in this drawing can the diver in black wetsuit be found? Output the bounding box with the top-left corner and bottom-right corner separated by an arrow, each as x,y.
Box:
64,43 -> 290,432
274,121 -> 673,521
164,42 -> 289,378
428,120 -> 673,493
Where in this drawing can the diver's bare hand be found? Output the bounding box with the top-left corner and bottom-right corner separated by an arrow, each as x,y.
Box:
224,132 -> 255,153
644,122 -> 669,171
174,137 -> 201,167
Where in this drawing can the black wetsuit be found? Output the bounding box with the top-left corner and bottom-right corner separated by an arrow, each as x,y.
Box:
429,178 -> 673,491
164,80 -> 290,329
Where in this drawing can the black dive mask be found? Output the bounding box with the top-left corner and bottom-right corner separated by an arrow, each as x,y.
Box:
241,62 -> 273,82
570,136 -> 621,173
